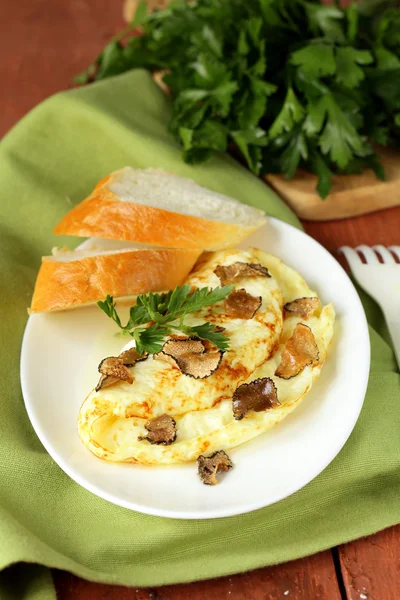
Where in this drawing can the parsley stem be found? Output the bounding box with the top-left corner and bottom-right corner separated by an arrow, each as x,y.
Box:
114,24 -> 137,43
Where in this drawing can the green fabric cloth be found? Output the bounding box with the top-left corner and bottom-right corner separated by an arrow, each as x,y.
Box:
0,70 -> 399,600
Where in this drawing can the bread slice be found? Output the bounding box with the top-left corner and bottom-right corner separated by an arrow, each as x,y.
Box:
54,168 -> 267,250
29,238 -> 201,313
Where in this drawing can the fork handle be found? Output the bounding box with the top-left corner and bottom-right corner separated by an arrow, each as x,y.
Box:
387,320 -> 400,370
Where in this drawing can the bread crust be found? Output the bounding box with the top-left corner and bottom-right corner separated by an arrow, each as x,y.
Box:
53,177 -> 263,250
30,248 -> 201,313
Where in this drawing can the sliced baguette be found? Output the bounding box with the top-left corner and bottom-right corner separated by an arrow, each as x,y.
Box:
29,239 -> 201,313
54,168 -> 267,250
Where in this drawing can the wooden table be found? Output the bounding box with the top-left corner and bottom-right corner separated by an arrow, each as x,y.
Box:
1,1 -> 399,598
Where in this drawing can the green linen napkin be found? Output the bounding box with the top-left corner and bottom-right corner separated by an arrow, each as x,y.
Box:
0,70 -> 399,600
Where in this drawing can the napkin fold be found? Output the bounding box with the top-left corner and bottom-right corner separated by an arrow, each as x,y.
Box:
0,70 -> 399,600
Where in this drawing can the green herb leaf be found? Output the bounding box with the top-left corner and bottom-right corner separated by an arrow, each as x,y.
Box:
133,324 -> 169,355
310,151 -> 332,199
188,322 -> 230,351
127,304 -> 153,328
291,44 -> 336,81
77,0 -> 399,199
304,3 -> 345,42
304,99 -> 326,137
317,95 -> 366,168
185,121 -> 228,153
191,55 -> 227,88
97,295 -> 124,329
269,88 -> 305,138
98,285 -> 233,354
166,284 -> 192,317
237,79 -> 277,131
183,147 -> 213,164
177,285 -> 234,316
280,128 -> 308,179
202,24 -> 223,57
237,29 -> 249,56
231,127 -> 268,173
96,41 -> 129,80
129,0 -> 147,28
374,46 -> 400,70
346,3 -> 358,42
259,0 -> 284,28
335,47 -> 373,88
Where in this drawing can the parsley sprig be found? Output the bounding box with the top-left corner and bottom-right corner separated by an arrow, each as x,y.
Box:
97,284 -> 233,354
76,0 -> 400,199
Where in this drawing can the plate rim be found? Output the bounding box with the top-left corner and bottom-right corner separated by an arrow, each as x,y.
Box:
20,217 -> 371,519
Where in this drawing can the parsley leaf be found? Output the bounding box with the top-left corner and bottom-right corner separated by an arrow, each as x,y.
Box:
97,296 -> 124,329
291,44 -> 336,81
77,0 -> 400,198
310,151 -> 333,199
374,46 -> 400,70
269,88 -> 305,138
280,127 -> 308,179
317,95 -> 366,168
346,3 -> 358,42
97,284 -> 234,353
176,285 -> 234,316
188,322 -> 230,352
133,324 -> 169,355
335,48 -> 373,88
305,95 -> 367,168
304,3 -> 345,42
231,126 -> 268,174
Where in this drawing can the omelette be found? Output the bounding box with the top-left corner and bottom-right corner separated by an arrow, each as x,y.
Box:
78,249 -> 335,465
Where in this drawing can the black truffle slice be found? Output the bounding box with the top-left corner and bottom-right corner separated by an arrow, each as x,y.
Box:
95,375 -> 121,391
97,357 -> 133,387
214,262 -> 271,285
155,337 -> 223,379
161,338 -> 205,357
96,347 -> 148,391
275,323 -> 319,380
197,450 -> 233,485
224,288 -> 262,319
284,297 -> 320,319
119,347 -> 148,365
232,377 -> 280,420
138,414 -> 177,445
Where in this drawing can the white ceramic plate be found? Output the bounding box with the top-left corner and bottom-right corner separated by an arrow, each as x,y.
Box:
20,219 -> 370,519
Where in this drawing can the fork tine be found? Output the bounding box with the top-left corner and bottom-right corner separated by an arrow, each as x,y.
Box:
356,245 -> 380,264
339,246 -> 363,271
372,245 -> 396,264
389,246 -> 400,261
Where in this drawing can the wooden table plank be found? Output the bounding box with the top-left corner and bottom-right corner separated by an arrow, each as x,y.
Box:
53,550 -> 342,600
0,0 -> 123,138
303,207 -> 400,264
1,1 -> 399,599
339,526 -> 400,600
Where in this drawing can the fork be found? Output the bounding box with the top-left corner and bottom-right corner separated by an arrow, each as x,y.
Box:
339,245 -> 400,369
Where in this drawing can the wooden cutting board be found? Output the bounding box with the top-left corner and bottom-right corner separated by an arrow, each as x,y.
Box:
265,146 -> 400,221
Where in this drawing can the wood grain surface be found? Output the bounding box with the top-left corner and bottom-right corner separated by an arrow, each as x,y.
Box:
53,550 -> 342,600
1,1 -> 399,599
339,527 -> 400,600
266,146 -> 400,221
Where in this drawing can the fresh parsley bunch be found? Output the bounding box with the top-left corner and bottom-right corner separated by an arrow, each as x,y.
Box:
98,284 -> 233,354
77,0 -> 400,198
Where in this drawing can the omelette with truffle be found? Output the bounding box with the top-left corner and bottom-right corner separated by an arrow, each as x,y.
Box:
78,249 -> 334,465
